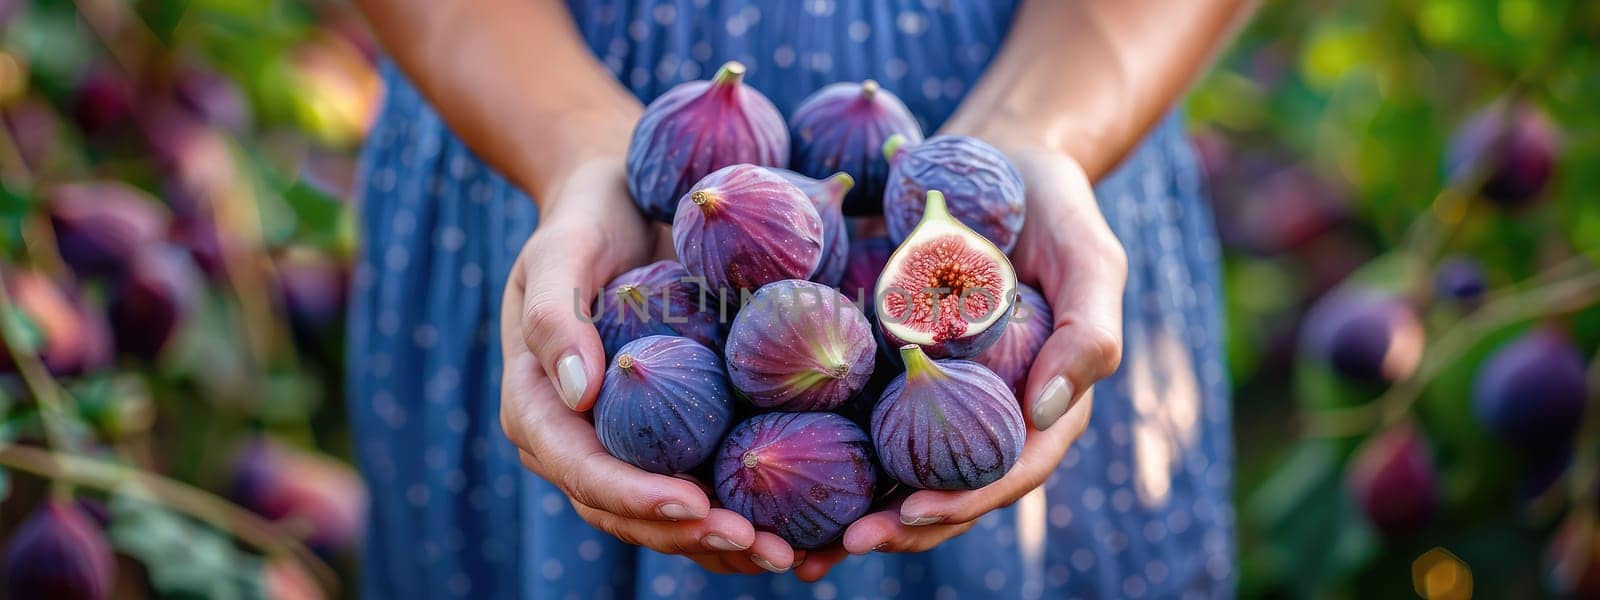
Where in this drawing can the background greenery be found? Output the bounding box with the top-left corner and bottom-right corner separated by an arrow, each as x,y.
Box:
0,0 -> 1595,598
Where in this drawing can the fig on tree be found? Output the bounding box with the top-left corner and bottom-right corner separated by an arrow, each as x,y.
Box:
3,499 -> 115,600
1473,328 -> 1587,455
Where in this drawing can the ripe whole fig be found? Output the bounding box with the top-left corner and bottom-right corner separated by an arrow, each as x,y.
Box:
232,437 -> 368,555
1299,290 -> 1423,384
110,244 -> 205,360
1433,256 -> 1486,305
595,336 -> 734,474
876,190 -> 1017,359
715,412 -> 875,549
1,271 -> 113,376
673,164 -> 823,293
1345,422 -> 1438,536
872,345 -> 1024,490
594,260 -> 722,358
839,235 -> 894,306
1447,99 -> 1561,207
724,280 -> 876,411
788,80 -> 924,215
974,284 -> 1052,394
883,134 -> 1025,254
1473,328 -> 1587,455
2,499 -> 115,600
626,61 -> 788,222
48,181 -> 171,278
769,168 -> 853,287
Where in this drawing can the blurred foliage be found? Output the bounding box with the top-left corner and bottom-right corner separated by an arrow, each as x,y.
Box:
0,0 -> 377,596
1189,0 -> 1600,596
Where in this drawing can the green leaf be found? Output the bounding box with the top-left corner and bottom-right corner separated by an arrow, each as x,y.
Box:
108,489 -> 267,599
1,305 -> 43,356
1247,441 -> 1379,594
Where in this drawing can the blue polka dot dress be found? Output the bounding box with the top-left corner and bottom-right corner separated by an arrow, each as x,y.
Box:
348,1 -> 1235,598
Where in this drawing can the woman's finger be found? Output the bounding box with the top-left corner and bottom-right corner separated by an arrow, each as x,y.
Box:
745,531 -> 798,574
515,230 -> 610,411
840,509 -> 977,554
571,504 -> 757,555
793,545 -> 849,582
1025,230 -> 1125,430
895,392 -> 1094,525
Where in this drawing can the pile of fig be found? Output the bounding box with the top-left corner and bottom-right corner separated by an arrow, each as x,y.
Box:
595,63 -> 1049,549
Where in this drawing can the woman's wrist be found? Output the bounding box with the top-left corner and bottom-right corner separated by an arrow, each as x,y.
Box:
514,103 -> 641,203
940,102 -> 1120,178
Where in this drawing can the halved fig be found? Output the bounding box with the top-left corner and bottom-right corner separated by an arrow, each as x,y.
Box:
874,190 -> 1017,359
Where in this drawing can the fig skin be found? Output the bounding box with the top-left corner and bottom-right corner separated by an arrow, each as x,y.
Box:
876,190 -> 1017,360
109,244 -> 205,360
838,235 -> 894,305
872,345 -> 1024,490
974,284 -> 1052,394
626,61 -> 789,222
715,412 -> 876,549
788,80 -> 924,215
768,168 -> 853,287
1473,328 -> 1587,456
724,280 -> 876,411
673,164 -> 823,293
48,181 -> 171,278
2,500 -> 115,600
594,260 -> 723,358
1345,422 -> 1438,536
1300,290 -> 1424,384
1446,99 -> 1560,207
883,134 -> 1026,254
595,336 -> 735,474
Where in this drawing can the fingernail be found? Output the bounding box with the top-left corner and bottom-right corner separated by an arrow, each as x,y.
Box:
658,503 -> 698,521
556,354 -> 587,409
900,514 -> 943,527
1032,376 -> 1073,430
703,535 -> 747,552
750,555 -> 787,573
850,542 -> 886,556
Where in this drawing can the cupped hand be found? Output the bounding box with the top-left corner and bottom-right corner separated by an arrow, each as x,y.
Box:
498,157 -> 802,574
795,146 -> 1127,581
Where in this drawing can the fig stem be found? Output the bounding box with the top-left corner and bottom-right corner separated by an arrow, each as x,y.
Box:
922,190 -> 952,223
616,354 -> 635,370
861,79 -> 879,99
617,285 -> 646,306
690,190 -> 721,214
899,344 -> 941,379
882,134 -> 908,163
713,61 -> 746,85
830,172 -> 856,195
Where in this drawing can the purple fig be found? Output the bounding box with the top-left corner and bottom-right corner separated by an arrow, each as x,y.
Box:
70,61 -> 133,135
876,191 -> 1017,359
715,412 -> 875,549
172,65 -> 250,133
595,260 -> 722,358
233,438 -> 368,555
1447,99 -> 1561,207
839,235 -> 893,305
1434,256 -> 1486,305
1,271 -> 113,376
1299,290 -> 1424,384
883,134 -> 1025,254
3,499 -> 115,600
873,345 -> 1024,490
1233,166 -> 1346,255
110,244 -> 205,359
48,182 -> 171,278
769,168 -> 853,286
595,335 -> 734,474
274,247 -> 348,339
974,284 -> 1052,394
673,164 -> 823,292
788,80 -> 924,215
626,61 -> 789,221
1473,328 -> 1587,455
724,280 -> 876,411
172,215 -> 226,280
1345,422 -> 1438,536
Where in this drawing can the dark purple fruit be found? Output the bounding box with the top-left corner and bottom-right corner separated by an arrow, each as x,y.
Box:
172,65 -> 250,133
974,284 -> 1052,394
1299,290 -> 1423,384
883,135 -> 1025,254
1,272 -> 113,376
626,61 -> 789,221
70,61 -> 133,135
110,244 -> 204,359
3,499 -> 115,600
673,164 -> 823,292
1473,328 -> 1587,455
1447,99 -> 1561,207
595,260 -> 722,358
715,412 -> 875,549
876,191 -> 1017,359
48,182 -> 171,278
788,80 -> 924,215
274,247 -> 349,340
232,438 -> 368,554
839,235 -> 893,305
595,335 -> 734,474
770,168 -> 853,287
724,280 -> 876,411
872,345 -> 1024,490
1434,256 -> 1486,305
1345,422 -> 1438,536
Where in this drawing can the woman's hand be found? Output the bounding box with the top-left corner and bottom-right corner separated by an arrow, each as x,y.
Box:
796,144 -> 1127,581
498,156 -> 803,574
